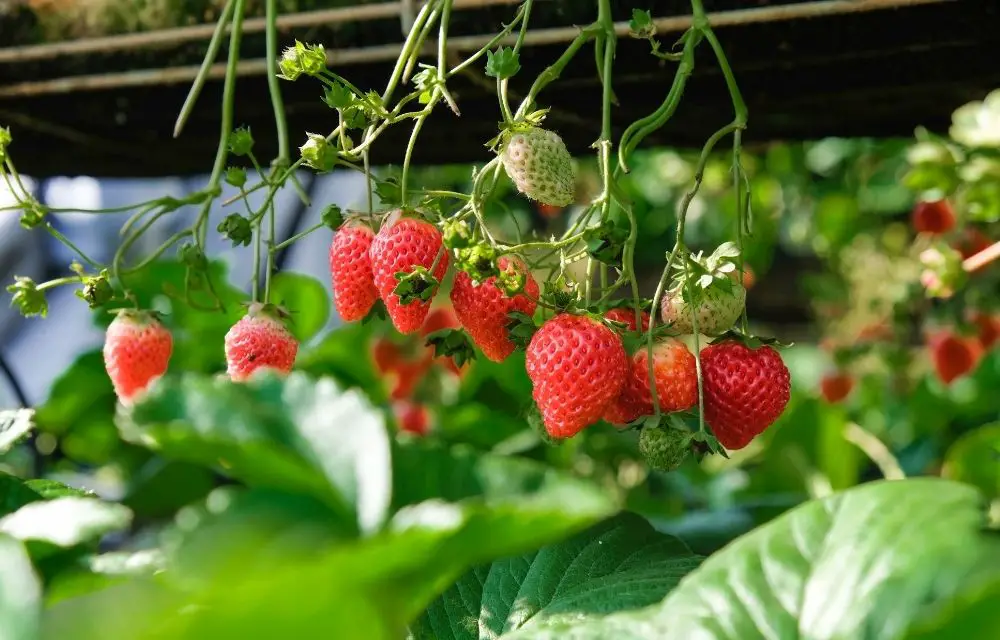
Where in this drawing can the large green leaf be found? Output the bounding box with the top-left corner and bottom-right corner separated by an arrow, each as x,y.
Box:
0,497 -> 131,550
269,272 -> 331,344
118,371 -> 392,534
905,576 -> 1000,640
42,454 -> 617,640
412,512 -> 702,639
0,534 -> 40,640
503,479 -> 999,639
0,409 -> 34,454
1,473 -> 94,517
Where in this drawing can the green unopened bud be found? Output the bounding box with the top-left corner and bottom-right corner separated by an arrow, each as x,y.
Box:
77,269 -> 114,309
179,242 -> 208,271
299,133 -> 336,172
228,127 -> 254,156
278,41 -> 326,81
321,204 -> 344,230
19,200 -> 46,230
225,166 -> 247,188
7,276 -> 47,318
217,214 -> 253,247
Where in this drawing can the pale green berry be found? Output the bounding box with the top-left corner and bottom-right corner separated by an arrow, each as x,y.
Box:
661,283 -> 746,336
639,427 -> 690,472
500,127 -> 575,207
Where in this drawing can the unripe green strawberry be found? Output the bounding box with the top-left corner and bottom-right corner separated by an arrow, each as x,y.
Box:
638,427 -> 690,472
501,127 -> 575,207
103,310 -> 172,405
224,303 -> 299,382
660,282 -> 745,336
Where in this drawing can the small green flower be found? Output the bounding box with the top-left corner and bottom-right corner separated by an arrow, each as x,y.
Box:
228,127 -> 254,156
18,200 -> 46,230
299,133 -> 336,172
217,214 -> 253,247
278,41 -> 326,81
76,269 -> 114,309
225,166 -> 247,189
7,276 -> 47,318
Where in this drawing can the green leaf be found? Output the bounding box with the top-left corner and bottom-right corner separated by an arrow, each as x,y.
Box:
1,474 -> 94,518
0,497 -> 131,549
118,371 -> 392,534
0,409 -> 34,454
412,513 -> 701,638
268,272 -> 331,343
943,423 -> 1000,497
905,576 -> 1000,639
525,479 -> 999,639
0,534 -> 40,640
43,443 -> 617,640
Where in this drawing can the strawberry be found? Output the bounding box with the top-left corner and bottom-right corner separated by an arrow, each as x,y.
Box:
370,213 -> 449,334
372,337 -> 401,374
393,400 -> 430,436
660,244 -> 746,336
928,331 -> 982,385
103,310 -> 172,405
389,359 -> 432,400
501,127 -> 575,207
741,265 -> 756,290
603,339 -> 697,426
329,221 -> 377,322
819,371 -> 853,404
971,311 -> 1000,350
451,257 -> 539,362
537,203 -> 564,218
525,314 -> 628,438
911,199 -> 956,235
660,283 -> 745,336
603,307 -> 651,333
700,341 -> 791,450
224,303 -> 299,382
638,426 -> 690,472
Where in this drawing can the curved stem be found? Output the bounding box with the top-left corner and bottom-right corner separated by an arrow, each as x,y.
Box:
45,223 -> 102,270
174,0 -> 235,138
265,0 -> 290,163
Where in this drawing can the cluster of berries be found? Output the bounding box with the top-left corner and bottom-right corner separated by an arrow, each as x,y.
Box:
103,302 -> 298,405
330,203 -> 791,456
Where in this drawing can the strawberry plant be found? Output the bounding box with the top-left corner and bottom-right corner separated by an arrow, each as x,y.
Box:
1,0 -> 999,638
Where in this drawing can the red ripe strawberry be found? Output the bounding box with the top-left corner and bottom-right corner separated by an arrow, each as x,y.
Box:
393,400 -> 430,436
370,213 -> 449,334
603,339 -> 697,426
389,360 -> 431,400
700,341 -> 791,450
741,265 -> 756,290
537,203 -> 563,219
525,314 -> 628,438
329,221 -> 377,322
224,303 -> 299,382
103,310 -> 172,405
603,307 -> 651,333
372,337 -> 401,374
451,257 -> 539,362
971,311 -> 1000,350
928,331 -> 982,385
819,371 -> 853,404
912,199 -> 956,235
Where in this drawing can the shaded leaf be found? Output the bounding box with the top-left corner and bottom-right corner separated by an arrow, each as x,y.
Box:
412,512 -> 701,639
118,371 -> 392,535
0,534 -> 41,640
269,272 -> 331,343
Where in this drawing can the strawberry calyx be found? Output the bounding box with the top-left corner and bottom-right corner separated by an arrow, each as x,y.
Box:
707,329 -> 794,350
243,301 -> 294,328
111,308 -> 165,326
